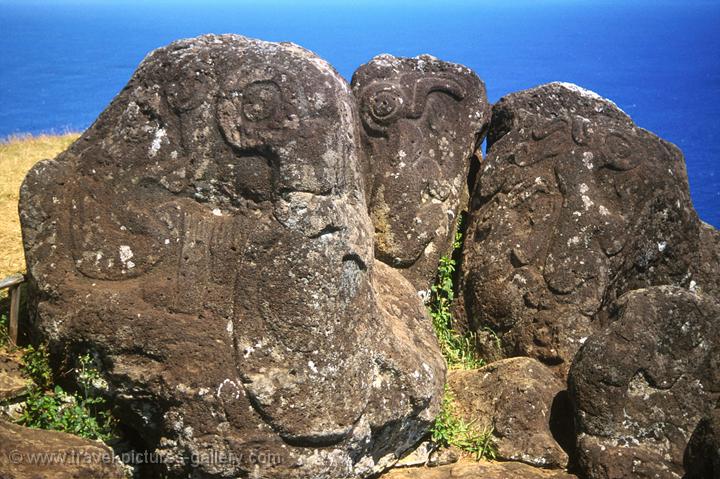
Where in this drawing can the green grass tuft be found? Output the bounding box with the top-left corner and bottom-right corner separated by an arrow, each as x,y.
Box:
18,345 -> 116,441
428,220 -> 497,460
429,224 -> 484,370
431,386 -> 497,461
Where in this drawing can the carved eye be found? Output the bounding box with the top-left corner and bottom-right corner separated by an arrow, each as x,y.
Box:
370,90 -> 402,120
242,81 -> 282,122
360,83 -> 405,133
604,132 -> 640,171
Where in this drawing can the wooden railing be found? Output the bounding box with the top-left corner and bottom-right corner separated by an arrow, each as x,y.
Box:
0,273 -> 24,346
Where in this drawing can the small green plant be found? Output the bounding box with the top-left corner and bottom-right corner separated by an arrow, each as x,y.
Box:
431,386 -> 497,460
18,345 -> 116,441
20,344 -> 53,389
428,221 -> 496,460
0,313 -> 8,346
429,224 -> 484,370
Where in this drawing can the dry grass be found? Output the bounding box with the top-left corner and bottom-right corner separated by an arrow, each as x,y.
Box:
0,134 -> 79,278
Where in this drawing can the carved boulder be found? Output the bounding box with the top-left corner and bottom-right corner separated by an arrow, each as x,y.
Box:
568,286 -> 720,479
458,82 -> 718,375
352,55 -> 490,292
19,34 -> 444,479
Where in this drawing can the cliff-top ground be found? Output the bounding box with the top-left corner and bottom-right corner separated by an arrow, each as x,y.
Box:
0,134 -> 78,279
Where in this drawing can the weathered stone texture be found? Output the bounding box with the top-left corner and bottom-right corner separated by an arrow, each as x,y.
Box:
0,419 -> 127,479
459,82 -> 716,375
382,458 -> 579,479
19,34 -> 444,479
568,286 -> 720,479
352,54 -> 490,291
448,357 -> 570,469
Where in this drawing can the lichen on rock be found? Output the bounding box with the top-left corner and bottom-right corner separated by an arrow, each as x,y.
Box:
18,34 -> 445,479
352,54 -> 490,292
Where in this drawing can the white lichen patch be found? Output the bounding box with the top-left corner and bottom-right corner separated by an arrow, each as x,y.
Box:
550,82 -> 626,114
308,360 -> 318,374
216,379 -> 242,400
149,127 -> 167,158
119,245 -> 135,269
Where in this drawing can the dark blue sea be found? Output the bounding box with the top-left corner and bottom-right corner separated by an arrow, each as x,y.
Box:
1,0 -> 718,226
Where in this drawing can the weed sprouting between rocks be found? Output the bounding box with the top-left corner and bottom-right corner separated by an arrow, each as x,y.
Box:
428,220 -> 497,460
18,345 -> 116,441
429,223 -> 484,370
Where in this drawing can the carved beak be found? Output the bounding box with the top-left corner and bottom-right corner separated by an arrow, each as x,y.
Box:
406,76 -> 467,119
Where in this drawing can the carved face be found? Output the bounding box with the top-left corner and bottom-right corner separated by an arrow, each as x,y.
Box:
358,73 -> 467,136
351,55 -> 489,290
22,36 -> 447,479
215,65 -> 354,205
463,84 -> 691,370
45,36 -> 376,448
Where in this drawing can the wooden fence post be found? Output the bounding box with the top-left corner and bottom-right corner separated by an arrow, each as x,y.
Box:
1,274 -> 25,346
9,285 -> 20,346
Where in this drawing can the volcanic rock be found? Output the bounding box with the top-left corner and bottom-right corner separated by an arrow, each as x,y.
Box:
448,357 -> 570,468
382,458 -> 579,479
352,54 -> 490,292
458,82 -> 718,375
0,419 -> 127,479
19,34 -> 444,479
568,286 -> 720,479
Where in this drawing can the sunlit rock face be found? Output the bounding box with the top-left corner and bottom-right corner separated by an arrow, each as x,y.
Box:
568,286 -> 720,479
458,82 -> 718,376
19,34 -> 444,479
0,420 -> 128,478
352,54 -> 490,292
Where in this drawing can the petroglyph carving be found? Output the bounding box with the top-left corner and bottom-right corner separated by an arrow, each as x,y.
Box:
352,54 -> 490,290
459,82 -> 704,375
20,35 -> 445,479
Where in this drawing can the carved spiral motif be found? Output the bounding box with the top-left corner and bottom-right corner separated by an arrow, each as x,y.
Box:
359,75 -> 468,135
360,82 -> 405,133
216,79 -> 286,150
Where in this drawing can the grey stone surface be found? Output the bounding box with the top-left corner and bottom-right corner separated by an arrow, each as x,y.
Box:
568,286 -> 720,479
19,34 -> 444,479
352,54 -> 490,292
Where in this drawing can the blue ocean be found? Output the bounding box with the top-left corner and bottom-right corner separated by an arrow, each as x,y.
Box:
1,0 -> 718,226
